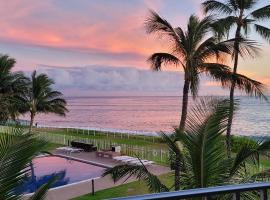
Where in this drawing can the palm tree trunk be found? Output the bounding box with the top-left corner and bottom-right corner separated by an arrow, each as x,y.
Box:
174,155 -> 181,191
226,24 -> 241,157
179,79 -> 190,132
29,112 -> 35,133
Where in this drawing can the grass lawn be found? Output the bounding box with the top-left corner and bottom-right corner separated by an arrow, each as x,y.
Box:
34,127 -> 167,149
72,173 -> 174,200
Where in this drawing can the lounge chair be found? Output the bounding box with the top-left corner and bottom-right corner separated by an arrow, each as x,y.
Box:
56,147 -> 83,153
120,157 -> 142,162
129,160 -> 154,166
113,156 -> 134,161
70,141 -> 97,152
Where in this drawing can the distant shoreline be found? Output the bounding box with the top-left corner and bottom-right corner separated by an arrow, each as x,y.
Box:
37,124 -> 160,136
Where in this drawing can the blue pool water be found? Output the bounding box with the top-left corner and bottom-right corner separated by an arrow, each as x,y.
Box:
20,156 -> 105,193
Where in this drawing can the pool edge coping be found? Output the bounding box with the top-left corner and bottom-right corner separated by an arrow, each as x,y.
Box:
53,153 -> 112,169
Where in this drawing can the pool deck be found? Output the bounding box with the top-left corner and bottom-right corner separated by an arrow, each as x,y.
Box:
25,150 -> 171,200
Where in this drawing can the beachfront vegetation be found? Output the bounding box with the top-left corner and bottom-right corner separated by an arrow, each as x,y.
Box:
16,70 -> 68,133
145,12 -> 232,133
145,11 -> 266,138
202,0 -> 270,156
0,129 -> 52,199
0,54 -> 68,133
0,55 -> 29,122
104,98 -> 270,199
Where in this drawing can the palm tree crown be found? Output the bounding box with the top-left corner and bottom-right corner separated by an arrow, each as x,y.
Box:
18,70 -> 68,132
145,11 -> 265,133
202,0 -> 270,156
0,55 -> 29,122
202,0 -> 270,43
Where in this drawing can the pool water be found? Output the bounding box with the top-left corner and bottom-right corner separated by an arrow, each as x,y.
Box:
20,156 -> 105,193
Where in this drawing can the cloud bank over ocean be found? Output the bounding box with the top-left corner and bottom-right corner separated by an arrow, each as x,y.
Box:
36,65 -> 228,96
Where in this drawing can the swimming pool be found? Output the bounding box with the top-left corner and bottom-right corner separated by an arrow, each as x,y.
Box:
20,155 -> 106,193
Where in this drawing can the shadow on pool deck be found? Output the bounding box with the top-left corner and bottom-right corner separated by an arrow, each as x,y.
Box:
24,150 -> 171,200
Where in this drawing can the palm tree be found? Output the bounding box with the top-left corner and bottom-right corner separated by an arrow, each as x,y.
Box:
18,70 -> 68,133
145,11 -> 265,135
0,128 -> 54,199
202,0 -> 270,156
103,98 -> 270,199
0,54 -> 29,122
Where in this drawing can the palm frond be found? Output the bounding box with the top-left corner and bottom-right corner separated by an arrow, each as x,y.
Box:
254,24 -> 270,43
103,163 -> 169,193
195,38 -> 233,61
0,129 -> 47,200
211,16 -> 237,39
202,0 -> 233,14
0,54 -> 16,75
228,38 -> 261,58
224,72 -> 266,99
204,64 -> 266,99
145,10 -> 180,45
179,98 -> 237,187
251,5 -> 270,20
187,15 -> 214,49
28,177 -> 56,200
199,63 -> 231,83
147,53 -> 180,71
250,169 -> 270,181
236,0 -> 258,10
159,132 -> 182,157
230,139 -> 270,177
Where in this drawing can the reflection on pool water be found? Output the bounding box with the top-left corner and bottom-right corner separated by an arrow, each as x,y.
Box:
21,156 -> 105,193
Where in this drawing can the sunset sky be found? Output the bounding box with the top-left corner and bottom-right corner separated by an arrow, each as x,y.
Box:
0,0 -> 270,96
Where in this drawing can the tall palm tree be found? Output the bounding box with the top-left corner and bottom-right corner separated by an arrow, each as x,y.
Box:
18,70 -> 68,133
0,54 -> 29,122
104,98 -> 270,199
202,0 -> 270,156
145,11 -> 265,134
0,128 -> 54,199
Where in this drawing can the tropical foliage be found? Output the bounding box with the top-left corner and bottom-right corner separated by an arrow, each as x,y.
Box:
0,128 -> 53,200
145,11 -> 265,136
0,55 -> 29,122
202,0 -> 270,155
104,98 -> 270,199
16,70 -> 68,132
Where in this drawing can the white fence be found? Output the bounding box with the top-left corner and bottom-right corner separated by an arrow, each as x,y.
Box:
36,131 -> 170,164
0,125 -> 170,164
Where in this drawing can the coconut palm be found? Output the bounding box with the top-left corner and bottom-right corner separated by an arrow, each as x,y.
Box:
0,128 -> 54,199
103,98 -> 270,199
18,70 -> 68,133
145,11 -> 265,135
202,0 -> 270,156
0,54 -> 29,122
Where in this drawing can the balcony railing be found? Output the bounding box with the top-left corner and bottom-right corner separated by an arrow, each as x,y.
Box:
112,182 -> 270,200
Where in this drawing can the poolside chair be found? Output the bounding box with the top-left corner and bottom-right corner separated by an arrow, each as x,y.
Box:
56,147 -> 83,153
113,156 -> 134,161
113,156 -> 130,159
129,160 -> 154,166
120,157 -> 141,163
70,141 -> 97,152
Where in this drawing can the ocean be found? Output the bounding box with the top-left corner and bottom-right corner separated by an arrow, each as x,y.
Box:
27,96 -> 270,137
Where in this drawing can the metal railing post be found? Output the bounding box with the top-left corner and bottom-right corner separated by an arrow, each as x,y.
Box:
92,179 -> 95,195
260,189 -> 268,200
233,192 -> 240,200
